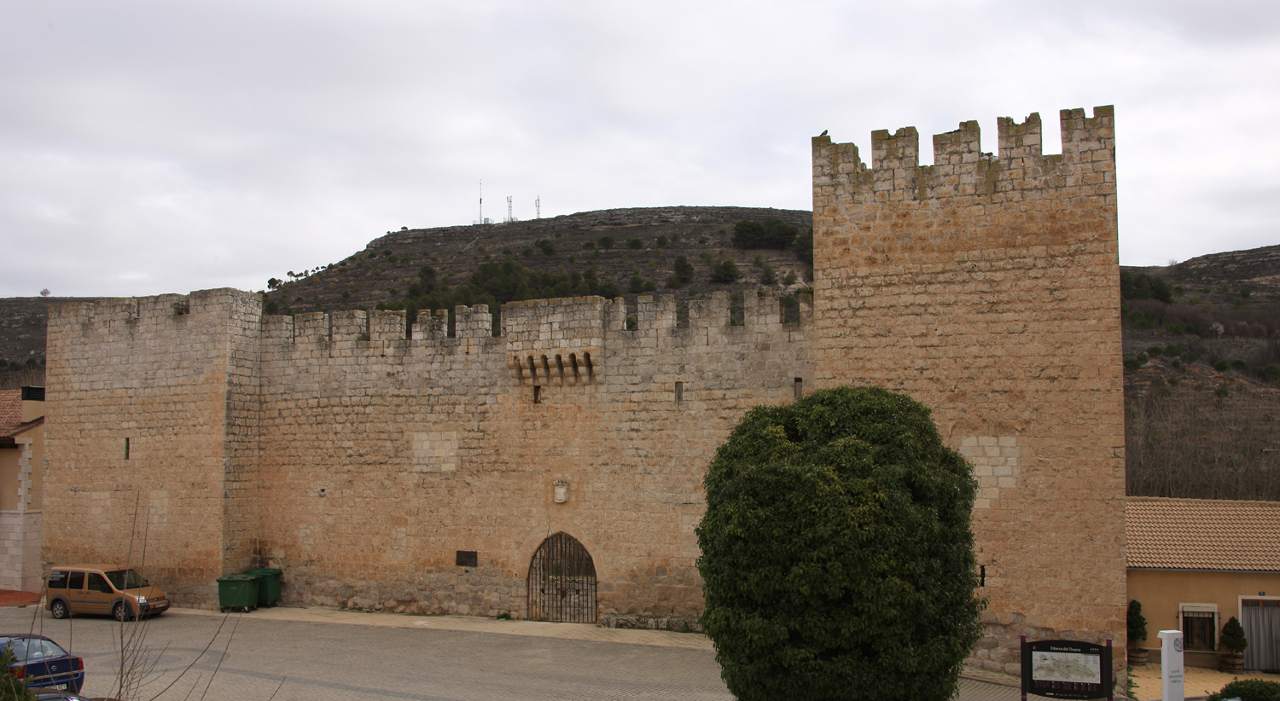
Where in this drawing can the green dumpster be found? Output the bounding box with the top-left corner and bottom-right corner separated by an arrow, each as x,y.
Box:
247,567 -> 282,607
217,574 -> 258,612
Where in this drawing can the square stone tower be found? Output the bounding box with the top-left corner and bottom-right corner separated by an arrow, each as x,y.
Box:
811,107 -> 1126,672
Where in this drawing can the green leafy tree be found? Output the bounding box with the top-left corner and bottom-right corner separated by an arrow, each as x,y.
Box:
709,260 -> 741,284
698,387 -> 981,701
668,256 -> 695,289
1127,600 -> 1147,645
1221,616 -> 1247,654
732,219 -> 798,250
1120,271 -> 1173,303
0,647 -> 36,701
629,274 -> 654,294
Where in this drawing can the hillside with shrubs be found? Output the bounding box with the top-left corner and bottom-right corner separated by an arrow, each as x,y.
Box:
1122,245 -> 1280,499
1,209 -> 1277,500
262,206 -> 813,321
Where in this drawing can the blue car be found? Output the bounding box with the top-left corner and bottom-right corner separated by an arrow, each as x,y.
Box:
0,634 -> 84,694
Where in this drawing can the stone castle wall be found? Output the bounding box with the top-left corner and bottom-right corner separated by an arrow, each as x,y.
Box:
812,106 -> 1125,673
44,288 -> 811,621
42,105 -> 1124,670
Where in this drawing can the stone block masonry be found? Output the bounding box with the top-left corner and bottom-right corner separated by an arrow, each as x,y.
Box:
43,105 -> 1123,675
0,511 -> 42,592
45,288 -> 811,622
42,291 -> 263,606
813,106 -> 1125,675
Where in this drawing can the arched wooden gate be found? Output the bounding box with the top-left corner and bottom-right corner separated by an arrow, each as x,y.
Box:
527,532 -> 597,623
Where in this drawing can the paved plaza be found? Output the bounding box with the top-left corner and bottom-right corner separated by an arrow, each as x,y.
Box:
1,605 -> 1021,700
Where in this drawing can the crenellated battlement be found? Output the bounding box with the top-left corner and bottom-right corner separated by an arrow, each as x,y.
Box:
54,287 -> 812,383
813,106 -> 1115,203
257,289 -> 811,349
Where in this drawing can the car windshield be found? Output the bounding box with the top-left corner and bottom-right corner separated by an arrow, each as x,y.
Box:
1,637 -> 66,662
105,569 -> 148,589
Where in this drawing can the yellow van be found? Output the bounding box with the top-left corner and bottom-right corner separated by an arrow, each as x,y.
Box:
45,565 -> 169,621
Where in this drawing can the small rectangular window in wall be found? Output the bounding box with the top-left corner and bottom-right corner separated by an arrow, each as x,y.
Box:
675,381 -> 684,405
124,437 -> 131,460
1180,604 -> 1218,651
456,550 -> 478,567
793,378 -> 804,400
533,385 -> 542,404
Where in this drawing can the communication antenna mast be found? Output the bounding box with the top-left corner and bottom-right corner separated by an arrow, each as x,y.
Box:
478,180 -> 484,225
506,195 -> 513,223
535,195 -> 541,219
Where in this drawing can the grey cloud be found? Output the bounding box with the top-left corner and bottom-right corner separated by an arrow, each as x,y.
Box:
3,1 -> 1278,296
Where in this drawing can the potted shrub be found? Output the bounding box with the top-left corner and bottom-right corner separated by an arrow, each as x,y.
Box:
1127,600 -> 1150,664
1219,616 -> 1247,673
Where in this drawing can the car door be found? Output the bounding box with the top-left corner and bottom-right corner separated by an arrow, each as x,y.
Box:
46,570 -> 68,602
63,570 -> 88,615
85,572 -> 115,615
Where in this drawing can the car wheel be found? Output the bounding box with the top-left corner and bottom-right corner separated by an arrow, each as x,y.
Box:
50,599 -> 69,619
113,601 -> 132,622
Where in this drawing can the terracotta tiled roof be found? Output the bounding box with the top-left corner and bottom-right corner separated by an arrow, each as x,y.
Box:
0,389 -> 21,435
1126,497 -> 1280,572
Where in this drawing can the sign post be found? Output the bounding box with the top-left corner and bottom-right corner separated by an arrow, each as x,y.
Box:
1157,629 -> 1185,701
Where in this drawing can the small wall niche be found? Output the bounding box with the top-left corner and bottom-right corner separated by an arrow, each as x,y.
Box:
729,292 -> 746,327
793,377 -> 804,400
124,437 -> 131,460
456,550 -> 478,567
533,385 -> 542,404
780,296 -> 801,325
674,381 -> 684,405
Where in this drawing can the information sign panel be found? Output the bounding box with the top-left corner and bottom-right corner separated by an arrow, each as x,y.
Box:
1020,637 -> 1113,700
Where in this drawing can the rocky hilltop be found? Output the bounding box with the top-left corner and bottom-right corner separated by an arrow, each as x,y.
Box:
265,206 -> 812,315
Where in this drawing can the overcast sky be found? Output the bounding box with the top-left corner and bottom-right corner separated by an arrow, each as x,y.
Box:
3,0 -> 1278,297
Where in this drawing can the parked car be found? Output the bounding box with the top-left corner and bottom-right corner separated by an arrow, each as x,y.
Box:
0,634 -> 84,694
45,564 -> 169,621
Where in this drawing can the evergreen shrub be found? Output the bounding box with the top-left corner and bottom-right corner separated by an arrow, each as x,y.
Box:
698,387 -> 982,701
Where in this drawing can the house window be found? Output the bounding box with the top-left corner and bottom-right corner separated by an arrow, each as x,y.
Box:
1180,604 -> 1218,651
